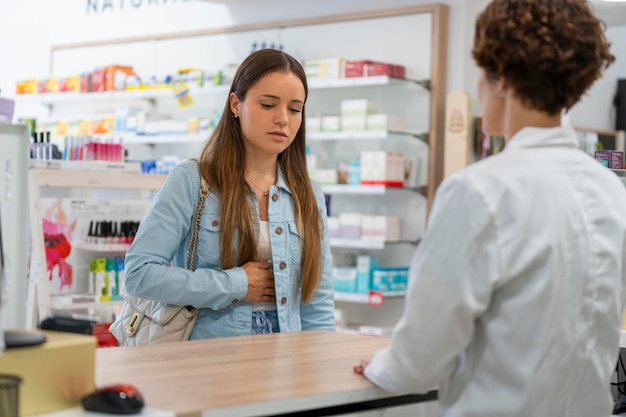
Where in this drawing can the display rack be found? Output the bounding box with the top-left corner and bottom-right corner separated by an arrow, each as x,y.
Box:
15,4 -> 450,333
26,166 -> 166,328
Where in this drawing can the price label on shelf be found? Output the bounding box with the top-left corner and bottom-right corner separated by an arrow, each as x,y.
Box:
368,290 -> 384,307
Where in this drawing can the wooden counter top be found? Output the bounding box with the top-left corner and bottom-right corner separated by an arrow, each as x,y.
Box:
95,330 -> 428,417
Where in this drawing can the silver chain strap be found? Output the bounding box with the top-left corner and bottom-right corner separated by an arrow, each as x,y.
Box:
185,182 -> 209,272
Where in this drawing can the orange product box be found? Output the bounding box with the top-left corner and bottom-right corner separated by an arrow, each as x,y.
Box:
104,65 -> 135,91
16,78 -> 37,94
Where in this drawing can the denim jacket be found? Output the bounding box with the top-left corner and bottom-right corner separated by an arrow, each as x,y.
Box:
123,160 -> 336,339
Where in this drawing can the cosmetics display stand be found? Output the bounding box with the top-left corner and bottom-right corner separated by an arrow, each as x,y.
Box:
25,167 -> 166,329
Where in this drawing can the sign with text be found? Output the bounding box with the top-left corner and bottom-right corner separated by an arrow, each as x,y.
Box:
86,0 -> 190,14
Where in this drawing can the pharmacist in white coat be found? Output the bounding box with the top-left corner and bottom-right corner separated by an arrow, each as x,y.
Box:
355,1 -> 626,416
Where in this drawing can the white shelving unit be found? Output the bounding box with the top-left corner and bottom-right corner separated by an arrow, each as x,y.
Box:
26,166 -> 167,328
14,5 -> 449,336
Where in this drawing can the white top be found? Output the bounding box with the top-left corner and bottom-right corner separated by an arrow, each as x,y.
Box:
252,220 -> 275,312
365,126 -> 626,417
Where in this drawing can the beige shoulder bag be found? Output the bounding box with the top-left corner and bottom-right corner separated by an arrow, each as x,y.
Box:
109,178 -> 209,346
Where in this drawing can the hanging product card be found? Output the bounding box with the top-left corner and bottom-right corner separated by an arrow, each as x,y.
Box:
40,198 -> 151,295
173,80 -> 194,109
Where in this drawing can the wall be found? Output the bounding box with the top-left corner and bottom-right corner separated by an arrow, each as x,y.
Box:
0,0 -> 470,98
1,0 -> 623,128
569,24 -> 626,131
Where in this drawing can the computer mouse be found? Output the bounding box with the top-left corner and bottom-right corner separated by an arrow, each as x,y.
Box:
81,384 -> 145,415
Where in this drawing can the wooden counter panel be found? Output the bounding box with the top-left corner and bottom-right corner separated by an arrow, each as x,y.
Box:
95,331 -> 390,415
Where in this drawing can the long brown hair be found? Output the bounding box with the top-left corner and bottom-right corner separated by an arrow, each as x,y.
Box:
198,49 -> 323,303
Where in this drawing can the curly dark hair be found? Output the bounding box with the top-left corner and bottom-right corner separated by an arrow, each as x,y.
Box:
472,0 -> 615,115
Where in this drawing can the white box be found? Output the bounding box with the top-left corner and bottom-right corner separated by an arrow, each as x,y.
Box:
327,216 -> 340,238
339,213 -> 362,239
366,114 -> 405,131
360,215 -> 377,240
374,215 -> 400,241
360,151 -> 405,187
341,115 -> 367,131
321,115 -> 341,132
310,169 -> 338,185
306,116 -> 322,132
304,58 -> 345,79
340,99 -> 376,117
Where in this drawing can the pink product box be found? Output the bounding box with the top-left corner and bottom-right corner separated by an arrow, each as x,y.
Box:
344,60 -> 406,78
611,151 -> 624,169
595,150 -> 623,169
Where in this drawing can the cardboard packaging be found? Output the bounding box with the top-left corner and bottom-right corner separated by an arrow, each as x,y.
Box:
0,330 -> 97,416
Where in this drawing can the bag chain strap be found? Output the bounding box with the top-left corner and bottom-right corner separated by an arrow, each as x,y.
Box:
185,182 -> 209,272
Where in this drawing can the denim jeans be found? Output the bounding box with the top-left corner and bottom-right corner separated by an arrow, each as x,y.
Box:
251,310 -> 280,334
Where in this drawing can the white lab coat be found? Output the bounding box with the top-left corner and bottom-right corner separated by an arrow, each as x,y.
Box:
365,126 -> 626,417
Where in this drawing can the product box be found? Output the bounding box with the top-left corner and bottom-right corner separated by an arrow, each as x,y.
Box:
91,68 -> 105,92
104,65 -> 135,91
310,168 -> 338,185
344,60 -> 406,78
360,151 -> 405,187
304,58 -> 345,79
371,268 -> 390,292
595,150 -> 610,167
341,115 -> 367,131
321,115 -> 341,132
340,99 -> 376,117
80,72 -> 92,92
388,267 -> 409,291
595,150 -> 624,169
611,150 -> 624,169
360,215 -> 400,241
306,116 -> 322,132
366,114 -> 404,131
333,266 -> 358,292
339,212 -> 362,239
0,330 -> 96,416
356,255 -> 377,293
15,78 -> 37,94
327,216 -> 340,238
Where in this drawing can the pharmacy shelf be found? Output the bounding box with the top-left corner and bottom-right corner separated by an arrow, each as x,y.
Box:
334,291 -> 406,304
330,238 -> 386,250
308,75 -> 429,90
15,76 -> 430,106
321,184 -> 425,196
75,242 -> 130,253
15,85 -> 230,105
29,159 -> 142,172
321,185 -> 387,195
330,238 -> 419,250
50,299 -> 123,311
123,133 -> 210,145
307,130 -> 428,143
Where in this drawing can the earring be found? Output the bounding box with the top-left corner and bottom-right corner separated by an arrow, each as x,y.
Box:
232,114 -> 239,119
